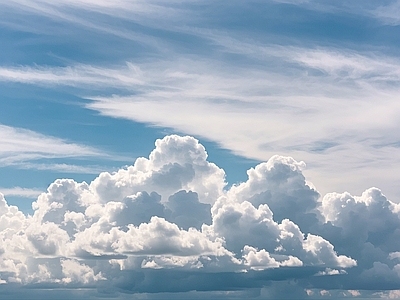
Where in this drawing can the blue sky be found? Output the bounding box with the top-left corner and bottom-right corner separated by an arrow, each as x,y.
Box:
1,0 -> 400,299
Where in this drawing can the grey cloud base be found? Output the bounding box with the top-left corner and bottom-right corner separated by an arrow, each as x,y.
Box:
0,135 -> 399,298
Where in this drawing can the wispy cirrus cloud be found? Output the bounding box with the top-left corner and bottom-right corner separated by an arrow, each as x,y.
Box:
270,0 -> 400,25
10,162 -> 109,174
0,0 -> 198,47
0,186 -> 43,198
0,64 -> 145,88
372,0 -> 400,25
2,0 -> 400,298
0,124 -> 106,171
0,124 -> 100,157
0,0 -> 399,201
0,41 -> 400,198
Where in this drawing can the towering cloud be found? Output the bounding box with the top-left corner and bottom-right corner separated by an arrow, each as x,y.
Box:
0,135 -> 399,298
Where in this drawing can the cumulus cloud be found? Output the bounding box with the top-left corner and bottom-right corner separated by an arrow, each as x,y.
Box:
0,135 -> 400,298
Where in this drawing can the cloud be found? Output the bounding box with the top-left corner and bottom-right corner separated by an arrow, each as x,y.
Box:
1,0 -> 400,297
1,134 -> 400,298
0,0 -> 198,51
0,124 -> 107,173
1,41 -> 399,201
80,47 -> 400,202
0,124 -> 127,181
61,259 -> 104,284
0,187 -> 43,198
369,1 -> 400,26
13,163 -> 108,174
270,0 -> 400,24
0,124 -> 99,157
1,0 -> 400,202
0,64 -> 145,89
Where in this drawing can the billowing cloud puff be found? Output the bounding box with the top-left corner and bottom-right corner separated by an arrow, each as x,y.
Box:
227,156 -> 320,231
0,135 -> 399,298
90,135 -> 226,205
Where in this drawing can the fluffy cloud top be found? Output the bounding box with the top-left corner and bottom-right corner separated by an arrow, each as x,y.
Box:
0,135 -> 399,298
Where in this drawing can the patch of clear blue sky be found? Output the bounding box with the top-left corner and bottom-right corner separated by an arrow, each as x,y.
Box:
1,0 -> 399,214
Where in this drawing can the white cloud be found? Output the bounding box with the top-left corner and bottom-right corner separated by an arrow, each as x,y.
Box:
242,246 -> 280,270
89,135 -> 226,205
0,125 -> 99,157
0,0 -> 399,208
61,259 -> 104,284
0,124 -> 107,174
271,0 -> 400,25
320,290 -> 331,296
320,188 -> 400,251
1,134 -> 400,296
315,268 -> 347,276
0,0 -> 197,50
0,64 -> 145,89
1,0 -> 400,295
371,1 -> 400,25
0,187 -> 43,198
0,1 -> 399,200
2,43 -> 397,200
347,289 -> 361,297
14,163 -> 108,174
79,48 -> 400,201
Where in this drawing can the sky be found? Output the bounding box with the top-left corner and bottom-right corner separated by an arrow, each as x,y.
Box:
1,0 -> 400,298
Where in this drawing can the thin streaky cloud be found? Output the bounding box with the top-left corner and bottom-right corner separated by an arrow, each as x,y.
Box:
0,124 -> 101,157
0,44 -> 400,198
0,187 -> 43,198
0,124 -> 115,175
270,0 -> 400,24
0,64 -> 145,88
372,1 -> 400,25
0,125 -> 133,175
0,0 -> 197,48
1,44 -> 400,94
1,0 -> 400,298
11,163 -> 111,174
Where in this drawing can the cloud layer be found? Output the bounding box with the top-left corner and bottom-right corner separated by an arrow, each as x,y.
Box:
1,1 -> 400,298
1,0 -> 400,202
1,135 -> 399,298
